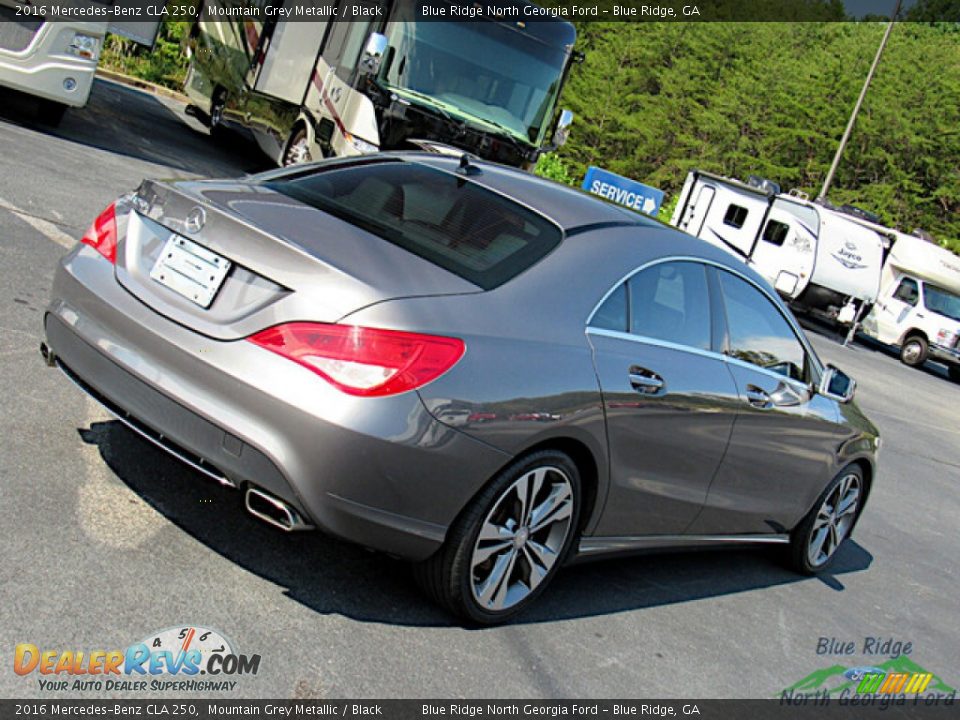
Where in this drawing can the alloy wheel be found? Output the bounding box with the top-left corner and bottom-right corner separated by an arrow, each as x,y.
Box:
807,472 -> 860,567
210,96 -> 224,128
470,465 -> 575,612
284,136 -> 312,166
902,341 -> 922,365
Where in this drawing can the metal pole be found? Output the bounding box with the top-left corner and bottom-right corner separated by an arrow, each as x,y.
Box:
817,0 -> 901,202
842,300 -> 867,347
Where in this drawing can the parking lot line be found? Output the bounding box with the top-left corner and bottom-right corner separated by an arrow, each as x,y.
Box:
0,196 -> 76,249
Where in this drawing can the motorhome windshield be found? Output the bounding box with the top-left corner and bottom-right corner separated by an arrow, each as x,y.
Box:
380,15 -> 569,145
924,283 -> 960,323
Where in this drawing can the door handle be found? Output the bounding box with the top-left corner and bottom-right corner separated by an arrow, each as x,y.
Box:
745,385 -> 772,408
769,382 -> 804,407
628,367 -> 664,394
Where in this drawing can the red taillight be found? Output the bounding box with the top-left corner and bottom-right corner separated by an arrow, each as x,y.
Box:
80,202 -> 118,264
247,323 -> 466,397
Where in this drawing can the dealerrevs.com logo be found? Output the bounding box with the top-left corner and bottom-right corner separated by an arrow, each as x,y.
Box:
14,626 -> 261,693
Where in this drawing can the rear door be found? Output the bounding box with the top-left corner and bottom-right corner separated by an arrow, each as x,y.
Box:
587,260 -> 740,536
689,268 -> 850,535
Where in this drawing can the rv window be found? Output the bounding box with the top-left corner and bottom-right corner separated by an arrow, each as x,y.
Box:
923,283 -> 960,322
893,278 -> 919,307
629,262 -> 712,351
718,271 -> 807,382
762,220 -> 790,247
723,204 -> 748,229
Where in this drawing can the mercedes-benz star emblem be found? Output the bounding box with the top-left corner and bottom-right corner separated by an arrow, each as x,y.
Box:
184,207 -> 206,234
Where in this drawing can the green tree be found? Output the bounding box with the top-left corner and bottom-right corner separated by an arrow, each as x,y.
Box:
554,21 -> 960,251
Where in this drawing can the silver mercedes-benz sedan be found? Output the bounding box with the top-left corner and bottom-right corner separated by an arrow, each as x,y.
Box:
43,153 -> 879,623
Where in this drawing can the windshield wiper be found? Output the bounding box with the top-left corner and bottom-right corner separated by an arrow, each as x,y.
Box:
390,86 -> 531,146
390,87 -> 455,122
470,116 -> 533,148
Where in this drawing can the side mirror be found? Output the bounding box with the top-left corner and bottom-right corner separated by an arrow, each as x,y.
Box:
358,33 -> 388,76
819,364 -> 856,403
552,108 -> 574,148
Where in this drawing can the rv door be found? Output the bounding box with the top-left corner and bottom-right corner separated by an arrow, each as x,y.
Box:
307,12 -> 379,156
696,184 -> 766,259
749,199 -> 818,299
678,184 -> 716,237
874,275 -> 920,341
253,20 -> 327,104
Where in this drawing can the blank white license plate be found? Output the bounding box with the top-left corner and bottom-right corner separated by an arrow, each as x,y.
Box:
150,234 -> 231,308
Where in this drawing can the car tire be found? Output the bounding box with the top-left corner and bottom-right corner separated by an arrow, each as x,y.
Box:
283,127 -> 313,167
787,465 -> 864,575
36,99 -> 67,127
900,335 -> 928,367
948,366 -> 960,383
414,450 -> 582,624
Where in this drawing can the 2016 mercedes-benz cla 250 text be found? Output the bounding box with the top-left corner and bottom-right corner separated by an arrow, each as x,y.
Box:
43,153 -> 879,623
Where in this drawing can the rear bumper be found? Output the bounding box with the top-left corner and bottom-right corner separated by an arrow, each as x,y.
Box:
0,23 -> 101,107
0,55 -> 95,106
45,248 -> 510,560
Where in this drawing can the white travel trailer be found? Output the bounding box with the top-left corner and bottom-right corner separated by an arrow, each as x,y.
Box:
860,231 -> 960,379
670,171 -> 885,324
0,0 -> 107,125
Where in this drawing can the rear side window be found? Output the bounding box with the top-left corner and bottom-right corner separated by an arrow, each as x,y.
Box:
718,270 -> 807,381
589,263 -> 712,350
263,161 -> 561,290
591,283 -> 628,332
630,262 -> 711,350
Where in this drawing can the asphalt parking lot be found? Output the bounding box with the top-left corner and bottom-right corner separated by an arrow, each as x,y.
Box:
1,79 -> 958,700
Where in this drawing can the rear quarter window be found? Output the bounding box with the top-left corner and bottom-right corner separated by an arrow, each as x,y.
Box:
262,161 -> 562,290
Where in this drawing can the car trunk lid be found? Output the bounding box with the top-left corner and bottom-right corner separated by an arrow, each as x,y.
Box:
114,179 -> 480,340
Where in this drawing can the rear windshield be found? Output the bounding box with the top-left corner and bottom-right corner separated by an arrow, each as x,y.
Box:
262,160 -> 561,290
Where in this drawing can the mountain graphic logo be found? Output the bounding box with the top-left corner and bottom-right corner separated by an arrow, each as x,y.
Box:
780,656 -> 956,697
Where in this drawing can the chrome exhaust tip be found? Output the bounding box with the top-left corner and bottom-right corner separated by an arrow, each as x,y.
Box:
245,487 -> 313,532
40,342 -> 56,367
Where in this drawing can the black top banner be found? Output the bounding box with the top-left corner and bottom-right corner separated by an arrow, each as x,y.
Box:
4,0 -> 959,23
2,699 -> 960,720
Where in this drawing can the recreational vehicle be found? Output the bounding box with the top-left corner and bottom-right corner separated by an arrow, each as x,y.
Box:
0,0 -> 107,124
670,171 -> 885,325
183,0 -> 578,167
860,231 -> 960,379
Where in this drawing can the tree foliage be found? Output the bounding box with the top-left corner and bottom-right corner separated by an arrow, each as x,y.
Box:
551,22 -> 960,251
100,21 -> 193,88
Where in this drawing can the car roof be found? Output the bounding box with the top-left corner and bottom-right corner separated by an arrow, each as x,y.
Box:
250,151 -> 776,296
385,152 -> 658,232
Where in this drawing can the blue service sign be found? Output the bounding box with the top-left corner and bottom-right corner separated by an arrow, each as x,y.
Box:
582,166 -> 664,217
